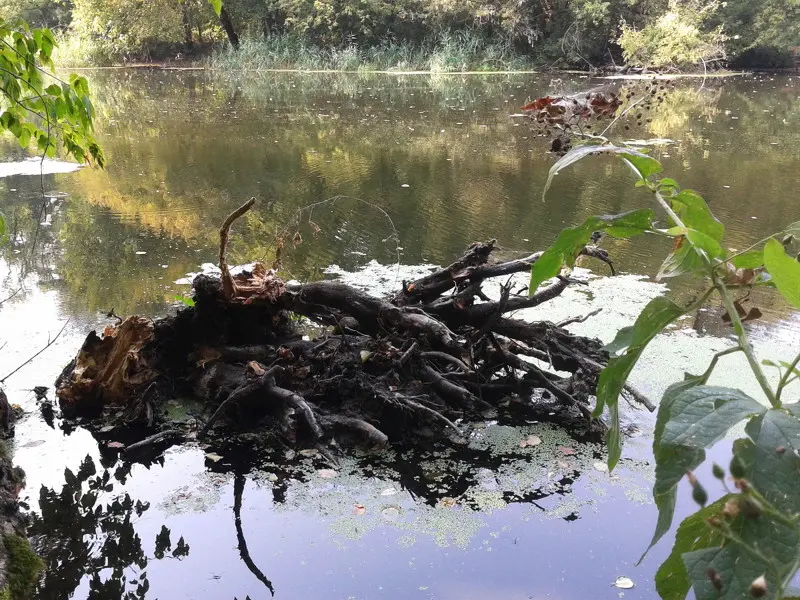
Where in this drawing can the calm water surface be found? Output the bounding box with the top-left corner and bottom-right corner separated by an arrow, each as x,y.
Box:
0,70 -> 799,600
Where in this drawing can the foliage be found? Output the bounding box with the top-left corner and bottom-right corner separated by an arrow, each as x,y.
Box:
535,107 -> 800,597
207,31 -> 532,72
15,0 -> 797,68
717,0 -> 800,66
0,18 -> 104,165
0,0 -> 73,31
617,0 -> 726,69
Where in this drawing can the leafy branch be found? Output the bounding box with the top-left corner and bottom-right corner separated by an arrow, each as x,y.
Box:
531,101 -> 800,599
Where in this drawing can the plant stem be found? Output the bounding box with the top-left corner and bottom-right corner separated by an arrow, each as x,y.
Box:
699,346 -> 743,384
714,275 -> 778,407
776,351 -> 800,404
651,189 -> 778,407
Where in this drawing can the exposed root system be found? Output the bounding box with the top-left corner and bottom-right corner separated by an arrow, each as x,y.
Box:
55,199 -> 629,456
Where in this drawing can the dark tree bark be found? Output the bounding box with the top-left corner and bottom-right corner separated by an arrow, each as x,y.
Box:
181,4 -> 194,48
219,6 -> 240,50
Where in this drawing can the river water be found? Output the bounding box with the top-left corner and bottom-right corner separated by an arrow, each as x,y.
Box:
0,70 -> 799,599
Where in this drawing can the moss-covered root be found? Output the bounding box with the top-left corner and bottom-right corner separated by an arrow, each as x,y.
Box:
0,534 -> 44,600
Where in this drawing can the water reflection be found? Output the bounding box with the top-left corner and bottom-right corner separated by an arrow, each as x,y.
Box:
27,422 -> 658,600
30,454 -> 190,600
2,71 -> 798,320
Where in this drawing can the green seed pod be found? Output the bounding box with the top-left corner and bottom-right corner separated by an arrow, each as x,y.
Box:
692,482 -> 708,506
730,455 -> 746,479
712,463 -> 725,480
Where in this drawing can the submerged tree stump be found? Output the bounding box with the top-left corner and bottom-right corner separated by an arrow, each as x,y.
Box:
55,199 -> 628,454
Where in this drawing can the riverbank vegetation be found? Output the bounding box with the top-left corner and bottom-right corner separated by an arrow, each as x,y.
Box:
1,0 -> 798,71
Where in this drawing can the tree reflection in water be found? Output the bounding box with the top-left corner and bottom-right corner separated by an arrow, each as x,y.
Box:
29,454 -> 190,600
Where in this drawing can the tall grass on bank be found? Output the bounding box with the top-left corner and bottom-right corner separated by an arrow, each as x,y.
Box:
205,32 -> 536,73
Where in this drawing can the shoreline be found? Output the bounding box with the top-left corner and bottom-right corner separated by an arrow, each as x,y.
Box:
61,63 -> 750,79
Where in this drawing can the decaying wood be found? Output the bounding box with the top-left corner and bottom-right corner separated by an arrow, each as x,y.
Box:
55,199 -> 625,454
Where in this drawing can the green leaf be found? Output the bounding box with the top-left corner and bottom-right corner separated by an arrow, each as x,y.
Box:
44,83 -> 61,97
661,409 -> 800,600
660,386 -> 766,448
640,376 -> 706,563
529,209 -> 654,294
743,409 -> 800,513
764,238 -> 800,309
622,151 -> 663,180
655,498 -> 727,600
656,238 -> 706,281
671,190 -> 724,242
542,143 -> 660,198
208,0 -> 223,16
658,177 -> 680,193
596,296 -> 687,470
602,325 -> 634,355
172,294 -> 195,307
730,250 -> 764,269
683,544 -> 777,600
685,229 -> 725,260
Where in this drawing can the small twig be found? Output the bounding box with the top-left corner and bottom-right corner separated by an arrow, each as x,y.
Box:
401,396 -> 461,434
622,385 -> 656,413
0,318 -> 70,383
0,286 -> 21,307
398,341 -> 419,367
419,351 -> 472,373
557,308 -> 603,327
219,197 -> 256,300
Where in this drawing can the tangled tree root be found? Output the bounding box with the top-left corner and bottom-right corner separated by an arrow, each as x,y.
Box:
55,199 -> 643,456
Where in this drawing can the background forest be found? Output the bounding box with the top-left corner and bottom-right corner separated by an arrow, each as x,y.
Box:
1,0 -> 798,71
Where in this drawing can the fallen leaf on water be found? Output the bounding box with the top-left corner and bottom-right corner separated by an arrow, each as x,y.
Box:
98,425 -> 115,433
614,576 -> 634,589
557,460 -> 570,469
353,503 -> 366,515
439,497 -> 457,508
204,452 -> 223,462
21,440 -> 45,448
317,469 -> 338,479
594,462 -> 609,473
299,448 -> 319,457
380,488 -> 397,496
107,441 -> 125,449
520,435 -> 542,448
559,446 -> 577,456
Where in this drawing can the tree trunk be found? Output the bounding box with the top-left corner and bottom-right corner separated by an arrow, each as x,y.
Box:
219,6 -> 240,50
181,4 -> 194,48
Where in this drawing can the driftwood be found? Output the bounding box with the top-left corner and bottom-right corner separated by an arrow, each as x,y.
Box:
54,199 -> 627,453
